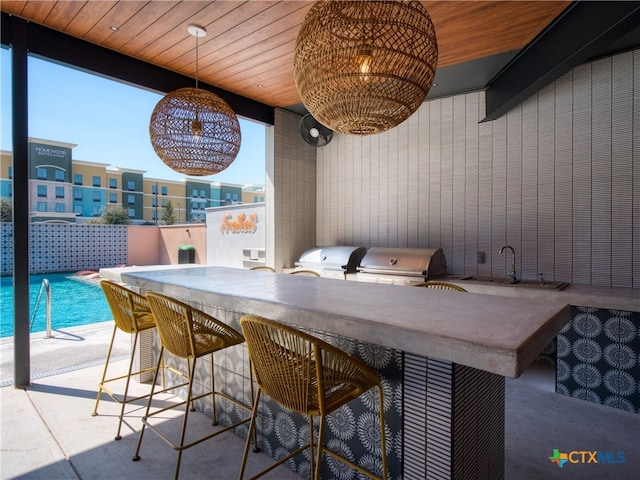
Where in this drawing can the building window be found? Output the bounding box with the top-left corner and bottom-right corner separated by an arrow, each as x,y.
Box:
37,168 -> 47,180
200,190 -> 206,198
74,173 -> 83,185
8,167 -> 12,179
152,197 -> 157,207
55,203 -> 65,213
192,188 -> 198,198
92,206 -> 101,217
161,186 -> 167,195
161,199 -> 167,207
200,201 -> 206,209
74,205 -> 82,215
127,180 -> 135,191
74,190 -> 83,201
152,210 -> 157,220
93,191 -> 101,202
55,186 -> 64,198
93,176 -> 101,187
109,192 -> 117,203
253,196 -> 258,203
37,185 -> 47,197
37,202 -> 47,212
152,184 -> 157,194
127,194 -> 135,205
109,178 -> 117,189
128,208 -> 135,218
55,170 -> 65,182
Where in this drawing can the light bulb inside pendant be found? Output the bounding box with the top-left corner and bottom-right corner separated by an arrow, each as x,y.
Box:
191,119 -> 202,140
356,49 -> 373,80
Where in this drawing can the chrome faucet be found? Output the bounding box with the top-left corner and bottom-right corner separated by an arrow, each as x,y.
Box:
499,245 -> 517,284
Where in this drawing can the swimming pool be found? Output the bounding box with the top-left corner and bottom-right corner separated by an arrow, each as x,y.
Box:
0,272 -> 113,338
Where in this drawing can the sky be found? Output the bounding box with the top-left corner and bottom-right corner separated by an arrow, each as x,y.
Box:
1,48 -> 266,186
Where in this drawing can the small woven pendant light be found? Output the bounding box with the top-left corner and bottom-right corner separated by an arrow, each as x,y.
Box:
294,0 -> 438,136
149,25 -> 241,176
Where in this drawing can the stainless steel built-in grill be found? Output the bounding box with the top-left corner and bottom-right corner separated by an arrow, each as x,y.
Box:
294,246 -> 367,279
354,247 -> 448,285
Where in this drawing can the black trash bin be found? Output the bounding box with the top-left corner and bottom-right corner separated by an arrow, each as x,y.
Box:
178,244 -> 195,264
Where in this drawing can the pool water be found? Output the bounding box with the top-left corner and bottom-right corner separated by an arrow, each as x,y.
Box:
0,273 -> 114,338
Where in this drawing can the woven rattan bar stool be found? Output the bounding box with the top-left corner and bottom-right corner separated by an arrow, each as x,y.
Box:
414,280 -> 468,292
92,280 -> 165,440
133,292 -> 253,480
289,269 -> 321,277
238,315 -> 387,480
249,266 -> 276,272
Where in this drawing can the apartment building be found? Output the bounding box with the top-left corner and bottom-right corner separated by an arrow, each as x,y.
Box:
0,138 -> 265,224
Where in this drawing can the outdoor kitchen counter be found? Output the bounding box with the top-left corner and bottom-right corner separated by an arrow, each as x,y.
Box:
444,277 -> 639,312
101,265 -> 569,378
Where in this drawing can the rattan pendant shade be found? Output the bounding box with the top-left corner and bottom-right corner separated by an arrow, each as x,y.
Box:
293,0 -> 438,136
149,88 -> 241,176
149,25 -> 241,176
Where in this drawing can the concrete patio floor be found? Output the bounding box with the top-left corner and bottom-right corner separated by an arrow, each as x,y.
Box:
1,322 -> 639,479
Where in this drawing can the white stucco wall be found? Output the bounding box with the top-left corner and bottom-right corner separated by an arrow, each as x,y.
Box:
205,203 -> 266,269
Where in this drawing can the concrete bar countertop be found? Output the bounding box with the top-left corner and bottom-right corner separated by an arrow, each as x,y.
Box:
101,265 -> 570,378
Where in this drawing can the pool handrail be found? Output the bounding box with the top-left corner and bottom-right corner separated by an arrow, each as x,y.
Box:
30,279 -> 52,338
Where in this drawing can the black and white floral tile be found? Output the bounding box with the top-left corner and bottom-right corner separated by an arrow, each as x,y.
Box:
556,306 -> 639,414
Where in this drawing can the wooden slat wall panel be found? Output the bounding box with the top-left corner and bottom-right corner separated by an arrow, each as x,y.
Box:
631,51 -> 640,289
452,95 -> 467,272
538,83 -> 556,281
418,104 -> 431,247
463,94 -> 480,273
271,108 -> 316,270
315,50 -> 638,287
521,96 -> 538,281
429,101 -> 442,249
611,53 -> 634,288
407,114 -> 420,248
440,97 -> 454,260
477,117 -> 493,277
554,70 -> 574,283
491,115 -> 507,279
505,106 -> 523,280
571,63 -> 593,285
591,57 -> 613,287
387,125 -> 400,247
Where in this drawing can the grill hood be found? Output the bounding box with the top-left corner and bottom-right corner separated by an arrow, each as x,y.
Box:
295,246 -> 367,274
357,247 -> 447,279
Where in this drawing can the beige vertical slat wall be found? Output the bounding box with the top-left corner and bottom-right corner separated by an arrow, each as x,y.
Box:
270,108 -> 317,271
316,49 -> 639,288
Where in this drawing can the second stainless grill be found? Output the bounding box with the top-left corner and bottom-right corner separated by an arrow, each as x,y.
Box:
354,247 -> 447,285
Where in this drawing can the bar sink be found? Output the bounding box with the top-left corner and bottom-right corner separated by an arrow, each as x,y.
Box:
457,276 -> 569,290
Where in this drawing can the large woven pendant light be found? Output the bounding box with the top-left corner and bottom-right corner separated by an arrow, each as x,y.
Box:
149,25 -> 241,176
293,0 -> 438,136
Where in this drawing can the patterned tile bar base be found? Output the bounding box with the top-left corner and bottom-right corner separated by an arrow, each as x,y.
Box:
556,306 -> 639,413
405,354 -> 505,480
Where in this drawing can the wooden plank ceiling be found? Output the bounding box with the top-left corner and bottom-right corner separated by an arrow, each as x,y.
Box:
1,1 -> 570,109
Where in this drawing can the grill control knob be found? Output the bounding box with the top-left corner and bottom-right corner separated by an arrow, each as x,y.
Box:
389,258 -> 397,265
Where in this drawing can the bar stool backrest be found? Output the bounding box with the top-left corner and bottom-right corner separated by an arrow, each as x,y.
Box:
414,281 -> 467,292
100,280 -> 151,334
240,315 -> 379,416
146,292 -> 244,360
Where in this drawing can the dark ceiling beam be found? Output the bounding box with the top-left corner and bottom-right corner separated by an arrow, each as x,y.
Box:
483,1 -> 640,122
1,13 -> 274,125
